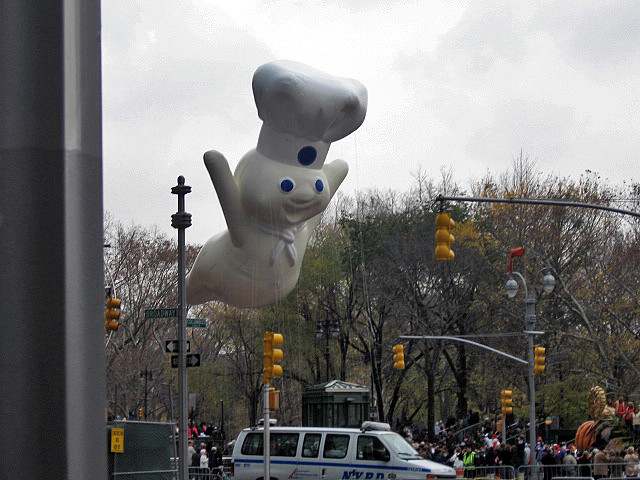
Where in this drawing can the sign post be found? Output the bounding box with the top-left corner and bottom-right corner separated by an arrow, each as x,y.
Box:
171,176 -> 191,480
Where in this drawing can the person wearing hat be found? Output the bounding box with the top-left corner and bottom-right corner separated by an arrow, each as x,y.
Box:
593,448 -> 609,479
625,447 -> 639,479
187,60 -> 367,308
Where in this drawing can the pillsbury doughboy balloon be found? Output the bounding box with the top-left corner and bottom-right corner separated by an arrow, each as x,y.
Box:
187,60 -> 367,307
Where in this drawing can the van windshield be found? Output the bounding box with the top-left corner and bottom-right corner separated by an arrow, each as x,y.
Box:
381,433 -> 422,459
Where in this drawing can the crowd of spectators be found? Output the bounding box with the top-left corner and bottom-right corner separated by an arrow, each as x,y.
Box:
400,410 -> 640,479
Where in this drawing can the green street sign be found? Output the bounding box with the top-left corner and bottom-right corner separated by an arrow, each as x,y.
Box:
144,309 -> 206,327
144,308 -> 177,319
187,318 -> 207,328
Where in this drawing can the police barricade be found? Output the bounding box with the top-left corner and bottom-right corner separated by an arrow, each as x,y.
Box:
108,421 -> 178,480
517,463 -> 631,480
463,466 -> 517,479
550,477 -> 594,480
187,466 -> 229,480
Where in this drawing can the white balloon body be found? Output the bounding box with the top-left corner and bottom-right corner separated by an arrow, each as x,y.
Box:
186,149 -> 347,307
186,60 -> 366,307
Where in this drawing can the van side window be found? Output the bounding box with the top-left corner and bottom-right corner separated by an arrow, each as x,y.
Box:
302,433 -> 321,458
272,433 -> 299,457
323,434 -> 350,459
241,433 -> 263,455
357,435 -> 390,461
240,433 -> 299,457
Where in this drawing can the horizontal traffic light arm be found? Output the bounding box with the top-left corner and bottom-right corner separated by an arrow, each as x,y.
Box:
435,195 -> 640,220
399,335 -> 528,365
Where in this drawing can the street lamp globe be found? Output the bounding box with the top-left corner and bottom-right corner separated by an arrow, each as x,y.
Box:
505,278 -> 518,298
543,272 -> 556,294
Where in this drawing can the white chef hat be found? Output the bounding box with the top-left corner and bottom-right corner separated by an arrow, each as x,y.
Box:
252,60 -> 367,169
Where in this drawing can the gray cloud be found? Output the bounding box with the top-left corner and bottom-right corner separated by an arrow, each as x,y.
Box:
103,1 -> 640,244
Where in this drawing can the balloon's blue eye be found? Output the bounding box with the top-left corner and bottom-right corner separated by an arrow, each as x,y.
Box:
315,179 -> 324,193
297,146 -> 317,166
280,178 -> 295,193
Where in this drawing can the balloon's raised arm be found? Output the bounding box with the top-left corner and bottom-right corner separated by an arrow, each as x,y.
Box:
203,150 -> 247,247
323,159 -> 349,201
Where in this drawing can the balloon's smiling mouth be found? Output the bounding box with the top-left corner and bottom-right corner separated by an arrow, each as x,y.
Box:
283,196 -> 323,222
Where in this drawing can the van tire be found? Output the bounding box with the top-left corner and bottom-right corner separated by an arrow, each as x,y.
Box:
255,477 -> 278,480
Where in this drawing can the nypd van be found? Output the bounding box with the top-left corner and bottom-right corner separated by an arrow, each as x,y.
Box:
231,422 -> 456,480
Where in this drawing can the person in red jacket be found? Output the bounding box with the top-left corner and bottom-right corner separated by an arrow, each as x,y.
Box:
615,397 -> 627,418
624,402 -> 635,432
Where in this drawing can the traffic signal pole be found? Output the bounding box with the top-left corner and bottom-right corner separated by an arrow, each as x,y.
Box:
1,2 -> 104,479
172,176 -> 192,480
263,382 -> 271,480
262,331 -> 284,480
436,194 -> 640,219
525,292 -> 537,463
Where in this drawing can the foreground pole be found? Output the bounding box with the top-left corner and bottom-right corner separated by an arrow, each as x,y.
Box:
172,176 -> 192,480
0,1 -> 104,479
526,292 -> 537,463
264,383 -> 271,480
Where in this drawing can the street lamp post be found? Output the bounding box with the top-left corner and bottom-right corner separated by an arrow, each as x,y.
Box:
506,247 -> 554,463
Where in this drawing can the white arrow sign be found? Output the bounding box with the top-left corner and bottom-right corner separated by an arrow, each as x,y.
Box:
165,340 -> 191,353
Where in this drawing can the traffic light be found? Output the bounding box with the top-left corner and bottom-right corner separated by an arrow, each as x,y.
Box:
501,389 -> 513,415
435,212 -> 455,261
534,346 -> 546,375
104,295 -> 122,331
137,406 -> 145,419
263,331 -> 284,385
392,344 -> 405,370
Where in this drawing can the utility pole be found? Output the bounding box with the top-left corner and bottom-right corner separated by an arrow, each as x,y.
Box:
140,369 -> 152,419
263,382 -> 271,480
316,316 -> 339,381
525,291 -> 537,461
172,176 -> 192,480
1,2 -> 104,479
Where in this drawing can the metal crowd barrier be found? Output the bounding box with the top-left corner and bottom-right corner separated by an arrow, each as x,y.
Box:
462,466 -> 517,479
188,466 -> 229,480
517,463 -> 636,480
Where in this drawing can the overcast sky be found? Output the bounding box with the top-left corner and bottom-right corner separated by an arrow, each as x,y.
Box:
102,0 -> 640,244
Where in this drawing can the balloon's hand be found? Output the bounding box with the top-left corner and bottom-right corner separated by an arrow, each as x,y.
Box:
204,150 -> 247,247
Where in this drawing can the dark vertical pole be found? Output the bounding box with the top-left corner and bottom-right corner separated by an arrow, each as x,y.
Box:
0,1 -> 104,479
144,369 -> 148,420
172,176 -> 191,480
325,319 -> 331,381
220,400 -> 225,443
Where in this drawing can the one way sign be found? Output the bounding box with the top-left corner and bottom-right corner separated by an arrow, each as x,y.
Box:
165,340 -> 191,353
171,353 -> 201,368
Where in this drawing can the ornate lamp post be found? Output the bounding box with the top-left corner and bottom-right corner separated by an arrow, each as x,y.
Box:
505,247 -> 555,461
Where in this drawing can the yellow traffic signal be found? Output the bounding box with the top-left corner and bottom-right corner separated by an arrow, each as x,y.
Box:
501,389 -> 513,415
435,212 -> 455,261
534,346 -> 546,375
392,344 -> 405,370
105,296 -> 122,331
138,406 -> 145,418
263,331 -> 284,384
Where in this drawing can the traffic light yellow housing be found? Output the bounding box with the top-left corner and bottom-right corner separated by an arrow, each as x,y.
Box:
263,331 -> 284,385
534,346 -> 546,375
393,344 -> 405,370
104,296 -> 122,331
435,213 -> 455,261
501,389 -> 513,415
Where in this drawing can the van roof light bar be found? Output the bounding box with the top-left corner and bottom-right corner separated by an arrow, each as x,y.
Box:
361,421 -> 391,432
